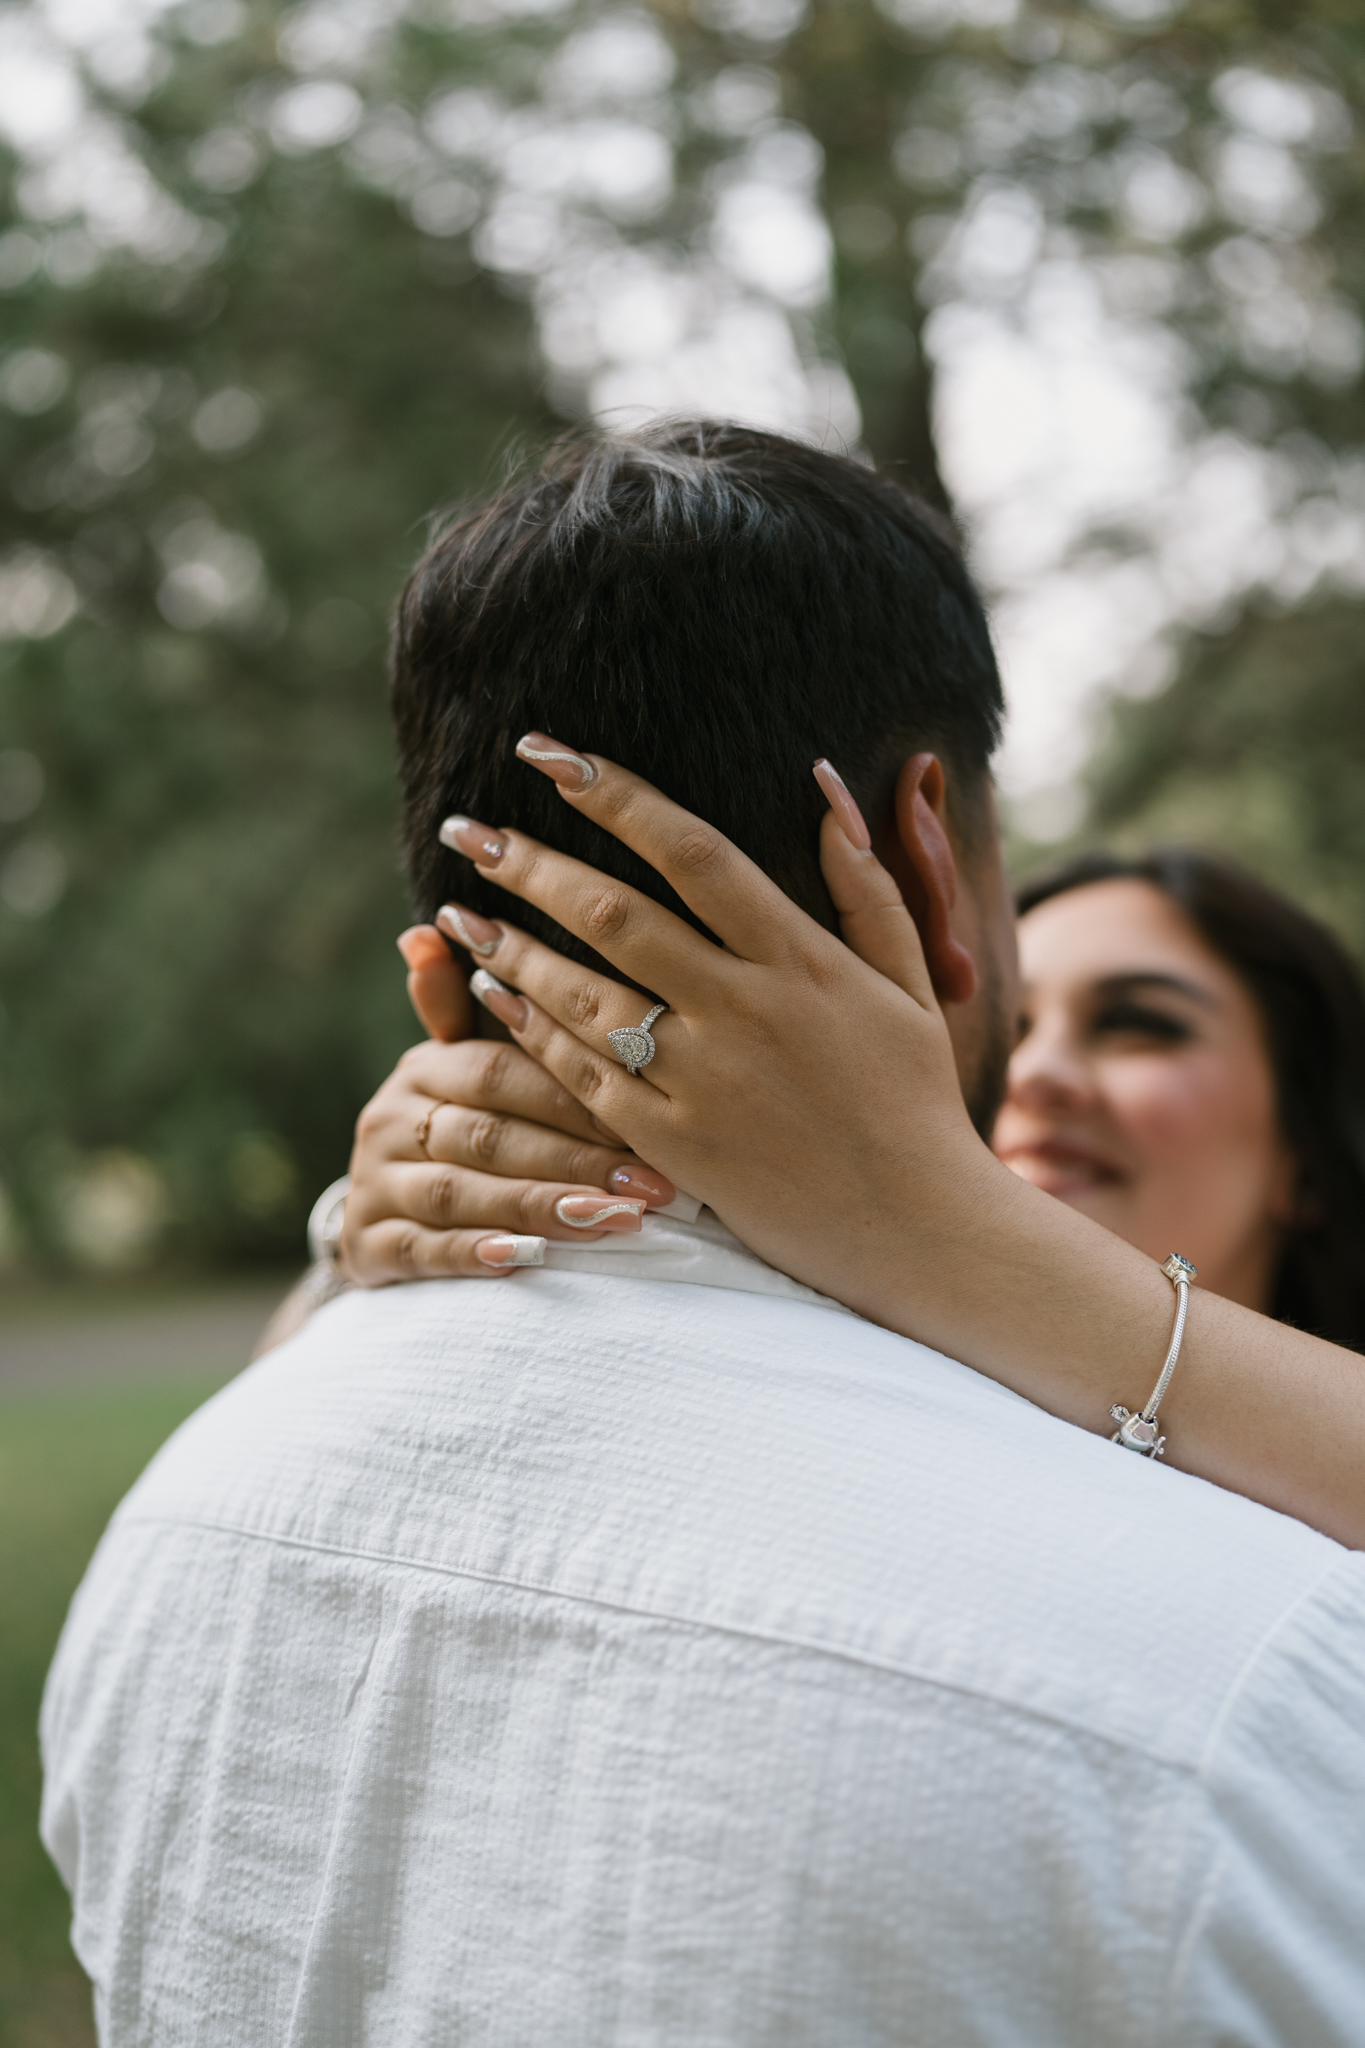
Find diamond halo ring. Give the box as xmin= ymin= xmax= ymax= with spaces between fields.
xmin=607 ymin=1002 xmax=668 ymax=1076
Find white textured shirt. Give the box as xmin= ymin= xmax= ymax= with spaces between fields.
xmin=41 ymin=1206 xmax=1365 ymax=2046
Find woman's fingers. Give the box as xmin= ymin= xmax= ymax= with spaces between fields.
xmin=397 ymin=926 xmax=473 ymax=1043
xmin=342 ymin=1030 xmax=681 ymax=1287
xmin=440 ymin=819 xmax=726 ymax=1004
xmin=817 ymin=810 xmax=938 ymax=1013
xmin=343 ymin=1161 xmax=664 ymax=1285
xmin=389 ymin=1038 xmax=612 ymax=1151
xmin=471 ymin=983 xmax=672 ymax=1155
xmin=418 ymin=1097 xmax=672 ymax=1205
xmin=512 ymin=734 xmax=798 ymax=964
xmin=345 ymin=1220 xmax=548 ymax=1285
xmin=438 ymin=905 xmax=692 ymax=1094
xmin=364 ymin=1160 xmax=647 ymax=1238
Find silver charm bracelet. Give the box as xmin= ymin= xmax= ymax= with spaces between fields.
xmin=298 ymin=1174 xmax=352 ymax=1313
xmin=1110 ymin=1253 xmax=1198 ymax=1459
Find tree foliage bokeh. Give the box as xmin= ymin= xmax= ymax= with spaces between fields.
xmin=0 ymin=4 xmax=562 ymax=1268
xmin=2 ymin=0 xmax=1364 ymax=1270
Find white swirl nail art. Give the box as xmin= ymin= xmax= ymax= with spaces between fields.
xmin=554 ymin=1198 xmax=645 ymax=1229
xmin=437 ymin=904 xmax=498 ymax=957
xmin=515 ymin=741 xmax=599 ymax=789
xmin=470 ymin=968 xmax=509 ymax=1009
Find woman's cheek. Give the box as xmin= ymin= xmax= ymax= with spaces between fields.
xmin=1103 ymin=1056 xmax=1241 ymax=1182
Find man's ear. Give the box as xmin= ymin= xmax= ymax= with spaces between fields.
xmin=884 ymin=754 xmax=978 ymax=1005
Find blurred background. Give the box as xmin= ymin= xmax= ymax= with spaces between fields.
xmin=3 ymin=0 xmax=1365 ymax=1279
xmin=1 ymin=0 xmax=1364 ymax=2036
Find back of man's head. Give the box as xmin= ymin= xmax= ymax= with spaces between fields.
xmin=392 ymin=420 xmax=1003 ymax=975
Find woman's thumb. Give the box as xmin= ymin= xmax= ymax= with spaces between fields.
xmin=397 ymin=926 xmax=474 ymax=1042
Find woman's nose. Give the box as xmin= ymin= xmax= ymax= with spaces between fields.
xmin=1007 ymin=1019 xmax=1096 ymax=1112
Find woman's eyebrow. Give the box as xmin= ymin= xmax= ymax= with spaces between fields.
xmin=1095 ymin=970 xmax=1219 ymax=1009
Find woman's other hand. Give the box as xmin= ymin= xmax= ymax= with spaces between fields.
xmin=341 ymin=1037 xmax=675 ymax=1284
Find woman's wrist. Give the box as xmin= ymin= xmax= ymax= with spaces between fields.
xmin=847 ymin=1139 xmax=1173 ymax=1434
xmin=847 ymin=1144 xmax=1365 ymax=1545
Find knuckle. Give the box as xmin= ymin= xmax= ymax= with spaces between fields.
xmin=466 ymin=1111 xmax=508 ymax=1169
xmin=353 ymin=1097 xmax=389 ymax=1147
xmin=548 ymin=1079 xmax=582 ymax=1122
xmin=566 ymin=1143 xmax=611 ymax=1183
xmin=472 ymin=1041 xmax=514 ymax=1099
xmin=564 ymin=979 xmax=604 ymax=1032
xmin=670 ymin=823 xmax=725 ymax=879
xmin=798 ymin=948 xmax=842 ymax=1000
xmin=569 ymin=1050 xmax=612 ymax=1109
xmin=591 ymin=777 xmax=634 ymax=831
xmin=394 ymin=1046 xmax=437 ymax=1088
xmin=581 ymin=887 xmax=632 ymax=946
xmin=427 ymin=1170 xmax=460 ymax=1226
xmin=393 ymin=1226 xmax=424 ymax=1278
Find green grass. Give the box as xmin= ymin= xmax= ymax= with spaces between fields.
xmin=0 ymin=1381 xmax=223 ymax=2048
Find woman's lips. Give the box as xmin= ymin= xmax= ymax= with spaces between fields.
xmin=996 ymin=1138 xmax=1125 ymax=1196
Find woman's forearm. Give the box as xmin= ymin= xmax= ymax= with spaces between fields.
xmin=850 ymin=1149 xmax=1365 ymax=1549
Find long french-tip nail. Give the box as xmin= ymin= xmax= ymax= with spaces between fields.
xmin=476 ymin=1234 xmax=546 ymax=1268
xmin=470 ymin=968 xmax=528 ymax=1030
xmin=515 ymin=732 xmax=599 ymax=793
xmin=608 ymin=1165 xmax=676 ymax=1207
xmin=813 ymin=759 xmax=872 ymax=852
xmin=436 ymin=902 xmax=501 ymax=957
xmin=439 ymin=815 xmax=506 ymax=865
xmin=554 ymin=1196 xmax=646 ymax=1231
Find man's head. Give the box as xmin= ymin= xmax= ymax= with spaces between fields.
xmin=392 ymin=419 xmax=1016 ymax=1129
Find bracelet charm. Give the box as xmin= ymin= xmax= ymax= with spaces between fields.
xmin=1110 ymin=1253 xmax=1198 ymax=1460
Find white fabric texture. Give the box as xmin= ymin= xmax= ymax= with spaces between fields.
xmin=41 ymin=1206 xmax=1365 ymax=2047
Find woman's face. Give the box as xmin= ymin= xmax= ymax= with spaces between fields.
xmin=993 ymin=878 xmax=1298 ymax=1311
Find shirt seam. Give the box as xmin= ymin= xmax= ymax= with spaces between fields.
xmin=1161 ymin=1558 xmax=1353 ymax=2037
xmin=121 ymin=1506 xmax=1204 ymax=1772
xmin=1158 ymin=1816 xmax=1228 ymax=2040
xmin=1194 ymin=1553 xmax=1349 ymax=1782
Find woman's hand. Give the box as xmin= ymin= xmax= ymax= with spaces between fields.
xmin=341 ymin=1037 xmax=675 ymax=1283
xmin=428 ymin=743 xmax=993 ymax=1338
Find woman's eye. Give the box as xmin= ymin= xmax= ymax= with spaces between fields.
xmin=1094 ymin=1003 xmax=1194 ymax=1045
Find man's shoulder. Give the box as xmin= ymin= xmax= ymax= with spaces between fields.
xmin=120 ymin=1266 xmax=1346 ymax=1772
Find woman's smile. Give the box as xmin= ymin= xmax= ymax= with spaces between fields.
xmin=994 ymin=1132 xmax=1126 ymax=1198
xmin=993 ymin=876 xmax=1298 ymax=1310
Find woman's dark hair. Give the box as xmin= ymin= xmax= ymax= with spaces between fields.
xmin=392 ymin=419 xmax=1002 ymax=979
xmin=1017 ymin=849 xmax=1365 ymax=1354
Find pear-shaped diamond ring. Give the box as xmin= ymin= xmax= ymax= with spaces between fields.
xmin=607 ymin=1002 xmax=668 ymax=1076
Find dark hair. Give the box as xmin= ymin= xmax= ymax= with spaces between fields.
xmin=391 ymin=420 xmax=1003 ymax=984
xmin=1017 ymin=849 xmax=1365 ymax=1354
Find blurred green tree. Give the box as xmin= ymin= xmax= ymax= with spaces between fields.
xmin=0 ymin=10 xmax=556 ymax=1267
xmin=762 ymin=0 xmax=1365 ymax=941
xmin=1076 ymin=595 xmax=1365 ymax=953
